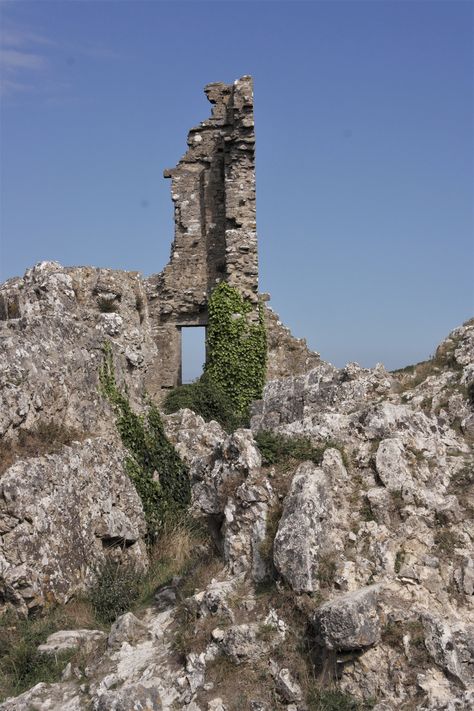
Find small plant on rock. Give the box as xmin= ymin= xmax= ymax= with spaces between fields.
xmin=89 ymin=559 xmax=141 ymax=624
xmin=255 ymin=431 xmax=325 ymax=468
xmin=97 ymin=296 xmax=119 ymax=313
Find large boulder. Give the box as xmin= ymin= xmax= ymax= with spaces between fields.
xmin=273 ymin=461 xmax=332 ymax=592
xmin=313 ymin=585 xmax=382 ymax=651
xmin=0 ymin=436 xmax=147 ymax=615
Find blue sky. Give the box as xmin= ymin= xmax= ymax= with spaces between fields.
xmin=1 ymin=0 xmax=473 ymax=374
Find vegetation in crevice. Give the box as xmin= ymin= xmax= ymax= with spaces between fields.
xmin=0 ymin=602 xmax=100 ymax=701
xmin=255 ymin=430 xmax=349 ymax=471
xmin=163 ymin=372 xmax=240 ymax=432
xmin=99 ymin=341 xmax=191 ymax=540
xmin=0 ymin=421 xmax=84 ymax=476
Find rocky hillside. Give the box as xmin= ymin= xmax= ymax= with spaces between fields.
xmin=0 ymin=262 xmax=473 ymax=710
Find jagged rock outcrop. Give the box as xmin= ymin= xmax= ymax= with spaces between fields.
xmin=248 ymin=320 xmax=474 ymax=709
xmin=0 ymin=260 xmax=157 ymax=440
xmin=0 ymin=261 xmax=156 ymax=614
xmin=0 ymin=436 xmax=147 ymax=616
xmin=1 ymin=322 xmax=473 ymax=710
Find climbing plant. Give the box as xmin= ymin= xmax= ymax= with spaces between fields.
xmin=205 ymin=282 xmax=267 ymax=418
xmin=99 ymin=342 xmax=190 ymax=540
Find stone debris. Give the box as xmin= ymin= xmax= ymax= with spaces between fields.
xmin=38 ymin=629 xmax=106 ymax=655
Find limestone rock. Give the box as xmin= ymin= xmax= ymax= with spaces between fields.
xmin=0 ymin=261 xmax=157 ymax=441
xmin=0 ymin=682 xmax=85 ymax=710
xmin=108 ymin=613 xmax=148 ymax=648
xmin=38 ymin=629 xmax=106 ymax=655
xmin=0 ymin=437 xmax=147 ymax=615
xmin=165 ymin=411 xmax=261 ymax=517
xmin=274 ymin=668 xmax=303 ymax=703
xmin=223 ymin=475 xmax=277 ymax=581
xmin=93 ymin=684 xmax=163 ymax=710
xmin=273 ymin=462 xmax=332 ymax=592
xmin=313 ymin=585 xmax=382 ymax=651
xmin=375 ymin=438 xmax=413 ymax=493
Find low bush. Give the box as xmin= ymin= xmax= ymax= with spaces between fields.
xmin=89 ymin=559 xmax=141 ymax=624
xmin=163 ymin=373 xmax=242 ymax=431
xmin=255 ymin=431 xmax=325 ymax=467
xmin=307 ymin=687 xmax=371 ymax=710
xmin=97 ymin=297 xmax=119 ymax=313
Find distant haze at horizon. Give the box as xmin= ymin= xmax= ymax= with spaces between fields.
xmin=1 ymin=1 xmax=472 ymax=372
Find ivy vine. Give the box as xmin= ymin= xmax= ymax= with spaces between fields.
xmin=99 ymin=342 xmax=190 ymax=541
xmin=205 ymin=282 xmax=267 ymax=418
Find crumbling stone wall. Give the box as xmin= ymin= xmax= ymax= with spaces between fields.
xmin=143 ymin=75 xmax=319 ymax=397
xmin=145 ymin=76 xmax=258 ymax=395
xmin=262 ymin=298 xmax=321 ymax=381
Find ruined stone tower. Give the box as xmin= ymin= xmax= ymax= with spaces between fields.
xmin=146 ymin=76 xmax=259 ymax=394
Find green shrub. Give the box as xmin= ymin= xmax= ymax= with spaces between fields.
xmin=307 ymin=687 xmax=372 ymax=710
xmin=97 ymin=296 xmax=119 ymax=313
xmin=163 ymin=373 xmax=242 ymax=431
xmin=0 ymin=613 xmax=74 ymax=700
xmin=205 ymin=282 xmax=266 ymax=418
xmin=255 ymin=431 xmax=324 ymax=467
xmin=99 ymin=343 xmax=191 ymax=539
xmin=89 ymin=559 xmax=141 ymax=623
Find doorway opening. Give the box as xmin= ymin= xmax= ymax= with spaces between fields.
xmin=181 ymin=326 xmax=206 ymax=384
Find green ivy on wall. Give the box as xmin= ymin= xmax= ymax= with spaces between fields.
xmin=205 ymin=282 xmax=267 ymax=418
xmin=99 ymin=342 xmax=190 ymax=540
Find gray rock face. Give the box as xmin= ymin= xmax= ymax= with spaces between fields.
xmin=164 ymin=409 xmax=261 ymax=518
xmin=94 ymin=684 xmax=163 ymax=711
xmin=375 ymin=438 xmax=413 ymax=493
xmin=313 ymin=585 xmax=382 ymax=651
xmin=37 ymin=629 xmax=106 ymax=655
xmin=423 ymin=615 xmax=474 ymax=687
xmin=273 ymin=462 xmax=332 ymax=592
xmin=0 ymin=261 xmax=157 ymax=441
xmin=0 ymin=436 xmax=147 ymax=615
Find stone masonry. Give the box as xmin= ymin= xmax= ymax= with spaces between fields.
xmin=144 ymin=75 xmax=319 ymax=396
xmin=145 ymin=76 xmax=259 ymax=394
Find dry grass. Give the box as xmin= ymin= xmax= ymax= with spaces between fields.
xmin=197 ymin=656 xmax=274 ymax=710
xmin=383 ymin=619 xmax=428 ymax=669
xmin=135 ymin=518 xmax=221 ymax=608
xmin=0 ymin=421 xmax=85 ymax=476
xmin=0 ymin=598 xmax=102 ymax=701
xmin=317 ymin=551 xmax=338 ymax=589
